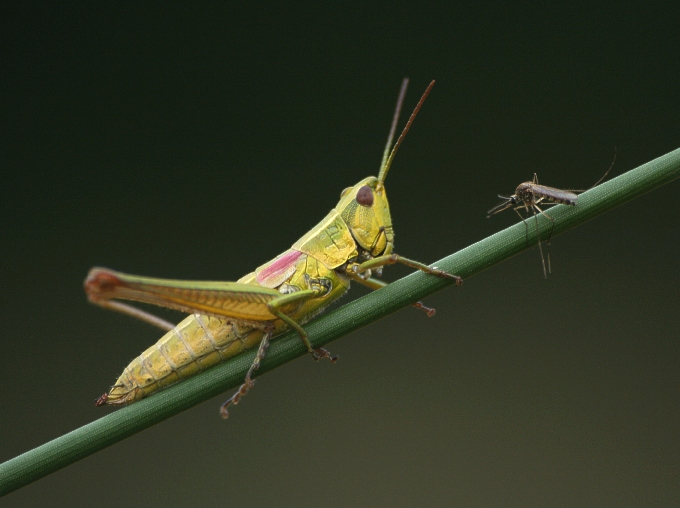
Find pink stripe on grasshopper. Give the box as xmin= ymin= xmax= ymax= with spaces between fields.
xmin=255 ymin=249 xmax=304 ymax=288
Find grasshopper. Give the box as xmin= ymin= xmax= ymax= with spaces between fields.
xmin=86 ymin=79 xmax=462 ymax=418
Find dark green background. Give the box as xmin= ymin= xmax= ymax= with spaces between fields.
xmin=2 ymin=4 xmax=679 ymax=507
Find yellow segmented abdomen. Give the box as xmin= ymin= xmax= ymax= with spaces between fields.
xmin=105 ymin=313 xmax=264 ymax=405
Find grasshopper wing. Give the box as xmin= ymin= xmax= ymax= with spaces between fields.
xmin=85 ymin=268 xmax=291 ymax=322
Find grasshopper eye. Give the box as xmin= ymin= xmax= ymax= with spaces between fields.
xmin=340 ymin=187 xmax=352 ymax=198
xmin=356 ymin=185 xmax=374 ymax=207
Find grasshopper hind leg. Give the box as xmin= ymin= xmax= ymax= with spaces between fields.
xmin=220 ymin=330 xmax=273 ymax=419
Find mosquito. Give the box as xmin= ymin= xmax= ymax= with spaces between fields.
xmin=487 ymin=153 xmax=615 ymax=277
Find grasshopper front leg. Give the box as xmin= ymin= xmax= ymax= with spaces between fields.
xmin=355 ymin=255 xmax=463 ymax=285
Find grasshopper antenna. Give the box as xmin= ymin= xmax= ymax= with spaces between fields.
xmin=379 ymin=78 xmax=409 ymax=175
xmin=378 ymin=79 xmax=435 ymax=185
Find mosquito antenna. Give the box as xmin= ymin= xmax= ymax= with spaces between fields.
xmin=379 ymin=78 xmax=409 ymax=175
xmin=589 ymin=146 xmax=617 ymax=189
xmin=378 ymin=80 xmax=435 ymax=184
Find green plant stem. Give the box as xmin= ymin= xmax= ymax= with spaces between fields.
xmin=2 ymin=147 xmax=679 ymax=496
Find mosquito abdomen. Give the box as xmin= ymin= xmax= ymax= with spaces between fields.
xmin=517 ymin=183 xmax=578 ymax=206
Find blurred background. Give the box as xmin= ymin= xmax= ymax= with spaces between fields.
xmin=1 ymin=4 xmax=679 ymax=507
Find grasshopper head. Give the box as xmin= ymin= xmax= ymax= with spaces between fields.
xmin=333 ymin=79 xmax=435 ymax=259
xmin=337 ymin=176 xmax=394 ymax=257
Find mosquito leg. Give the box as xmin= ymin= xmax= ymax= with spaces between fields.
xmin=534 ymin=205 xmax=556 ymax=243
xmin=590 ymin=148 xmax=616 ymax=188
xmin=513 ymin=207 xmax=531 ymax=249
xmin=546 ymin=218 xmax=555 ymax=275
xmin=533 ymin=211 xmax=547 ymax=278
xmin=220 ymin=331 xmax=272 ymax=419
xmin=534 ymin=204 xmax=557 ymax=276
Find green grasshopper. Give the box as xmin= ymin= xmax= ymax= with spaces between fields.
xmin=85 ymin=79 xmax=462 ymax=418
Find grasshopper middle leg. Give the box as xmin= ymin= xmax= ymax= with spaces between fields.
xmin=347 ymin=271 xmax=437 ymax=317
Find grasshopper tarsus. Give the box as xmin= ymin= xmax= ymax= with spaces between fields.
xmin=413 ymin=301 xmax=437 ymax=317
xmin=220 ymin=379 xmax=255 ymax=419
xmin=431 ymin=266 xmax=463 ymax=285
xmin=219 ymin=330 xmax=273 ymax=418
xmin=312 ymin=348 xmax=338 ymax=363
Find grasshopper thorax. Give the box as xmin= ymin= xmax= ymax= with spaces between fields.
xmin=337 ymin=176 xmax=394 ymax=258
